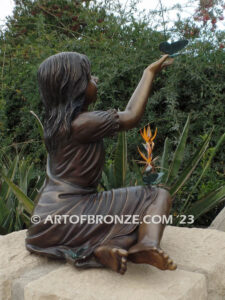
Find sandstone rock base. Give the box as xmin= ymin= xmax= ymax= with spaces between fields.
xmin=210 ymin=206 xmax=225 ymax=232
xmin=1 ymin=226 xmax=225 ymax=300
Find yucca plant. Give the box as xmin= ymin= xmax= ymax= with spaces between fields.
xmin=146 ymin=116 xmax=225 ymax=225
xmin=99 ymin=129 xmax=144 ymax=191
xmin=0 ymin=151 xmax=45 ymax=233
xmin=100 ymin=131 xmax=128 ymax=190
xmin=0 ymin=111 xmax=45 ymax=234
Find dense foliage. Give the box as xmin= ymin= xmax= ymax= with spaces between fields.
xmin=0 ymin=0 xmax=224 ymax=232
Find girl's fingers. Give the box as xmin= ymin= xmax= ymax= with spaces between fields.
xmin=146 ymin=55 xmax=172 ymax=73
xmin=159 ymin=54 xmax=169 ymax=64
xmin=164 ymin=57 xmax=174 ymax=65
xmin=162 ymin=57 xmax=174 ymax=68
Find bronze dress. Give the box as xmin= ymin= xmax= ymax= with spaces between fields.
xmin=26 ymin=109 xmax=158 ymax=266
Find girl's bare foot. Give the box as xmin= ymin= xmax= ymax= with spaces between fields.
xmin=94 ymin=245 xmax=128 ymax=275
xmin=128 ymin=242 xmax=177 ymax=271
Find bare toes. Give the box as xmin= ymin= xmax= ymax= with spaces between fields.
xmin=128 ymin=243 xmax=176 ymax=271
xmin=121 ymin=256 xmax=127 ymax=264
xmin=167 ymin=261 xmax=177 ymax=270
xmin=119 ymin=257 xmax=127 ymax=275
xmin=163 ymin=253 xmax=169 ymax=259
xmin=114 ymin=248 xmax=128 ymax=257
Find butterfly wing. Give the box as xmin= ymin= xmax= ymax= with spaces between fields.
xmin=159 ymin=41 xmax=172 ymax=54
xmin=171 ymin=40 xmax=188 ymax=54
xmin=159 ymin=40 xmax=188 ymax=55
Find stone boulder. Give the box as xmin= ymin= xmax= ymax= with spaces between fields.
xmin=1 ymin=226 xmax=225 ymax=300
xmin=210 ymin=206 xmax=225 ymax=232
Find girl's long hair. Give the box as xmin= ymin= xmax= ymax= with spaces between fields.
xmin=37 ymin=52 xmax=91 ymax=152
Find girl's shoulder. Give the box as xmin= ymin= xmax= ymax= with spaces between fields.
xmin=72 ymin=109 xmax=117 ymax=126
xmin=71 ymin=109 xmax=120 ymax=143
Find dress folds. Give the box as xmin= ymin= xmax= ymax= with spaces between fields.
xmin=26 ymin=109 xmax=158 ymax=265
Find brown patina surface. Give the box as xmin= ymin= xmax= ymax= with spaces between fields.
xmin=26 ymin=109 xmax=158 ymax=264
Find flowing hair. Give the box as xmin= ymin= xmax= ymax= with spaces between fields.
xmin=37 ymin=52 xmax=91 ymax=152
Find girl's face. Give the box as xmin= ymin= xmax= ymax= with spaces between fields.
xmin=84 ymin=75 xmax=98 ymax=107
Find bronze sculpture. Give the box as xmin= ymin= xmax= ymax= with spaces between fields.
xmin=26 ymin=52 xmax=176 ymax=275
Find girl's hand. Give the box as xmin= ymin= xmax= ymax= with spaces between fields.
xmin=145 ymin=55 xmax=174 ymax=75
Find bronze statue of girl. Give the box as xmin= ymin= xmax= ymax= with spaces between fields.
xmin=26 ymin=52 xmax=176 ymax=275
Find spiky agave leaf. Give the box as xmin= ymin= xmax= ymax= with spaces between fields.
xmin=165 ymin=115 xmax=190 ymax=186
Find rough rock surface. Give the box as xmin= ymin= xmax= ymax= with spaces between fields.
xmin=210 ymin=206 xmax=225 ymax=232
xmin=1 ymin=226 xmax=225 ymax=300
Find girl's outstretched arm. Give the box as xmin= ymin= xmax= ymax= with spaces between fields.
xmin=118 ymin=55 xmax=173 ymax=130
